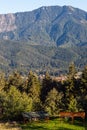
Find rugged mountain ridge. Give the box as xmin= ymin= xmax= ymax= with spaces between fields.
xmin=0 ymin=5 xmax=87 ymax=46
xmin=0 ymin=6 xmax=87 ymax=74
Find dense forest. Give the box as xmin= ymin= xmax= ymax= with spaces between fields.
xmin=0 ymin=63 xmax=87 ymax=120
xmin=0 ymin=40 xmax=87 ymax=75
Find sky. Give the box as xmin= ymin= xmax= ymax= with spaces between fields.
xmin=0 ymin=0 xmax=87 ymax=14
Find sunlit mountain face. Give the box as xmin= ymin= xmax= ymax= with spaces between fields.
xmin=0 ymin=6 xmax=87 ymax=74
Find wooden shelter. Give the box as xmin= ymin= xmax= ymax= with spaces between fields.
xmin=22 ymin=111 xmax=49 ymax=122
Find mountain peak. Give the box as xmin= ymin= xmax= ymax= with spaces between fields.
xmin=0 ymin=5 xmax=86 ymax=46
xmin=0 ymin=6 xmax=86 ymax=73
xmin=63 ymin=5 xmax=75 ymax=12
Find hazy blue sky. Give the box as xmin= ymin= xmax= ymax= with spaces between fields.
xmin=0 ymin=0 xmax=87 ymax=14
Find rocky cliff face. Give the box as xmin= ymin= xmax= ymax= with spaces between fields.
xmin=0 ymin=14 xmax=16 ymax=32
xmin=0 ymin=13 xmax=17 ymax=40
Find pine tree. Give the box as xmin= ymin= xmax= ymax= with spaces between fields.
xmin=44 ymin=88 xmax=63 ymax=115
xmin=25 ymin=71 xmax=41 ymax=111
xmin=65 ymin=63 xmax=77 ymax=110
xmin=41 ymin=71 xmax=53 ymax=103
xmin=68 ymin=62 xmax=76 ymax=79
xmin=80 ymin=65 xmax=87 ymax=94
xmin=68 ymin=95 xmax=78 ymax=112
xmin=80 ymin=65 xmax=87 ymax=111
xmin=0 ymin=72 xmax=6 ymax=91
xmin=6 ymin=71 xmax=24 ymax=91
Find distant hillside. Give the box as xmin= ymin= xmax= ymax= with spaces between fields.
xmin=0 ymin=6 xmax=87 ymax=74
xmin=0 ymin=40 xmax=86 ymax=74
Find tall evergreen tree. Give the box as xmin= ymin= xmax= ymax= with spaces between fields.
xmin=67 ymin=95 xmax=81 ymax=112
xmin=0 ymin=72 xmax=6 ymax=91
xmin=68 ymin=62 xmax=76 ymax=79
xmin=44 ymin=88 xmax=63 ymax=115
xmin=25 ymin=71 xmax=41 ymax=111
xmin=66 ymin=63 xmax=76 ymax=98
xmin=80 ymin=65 xmax=87 ymax=111
xmin=65 ymin=63 xmax=77 ymax=111
xmin=41 ymin=71 xmax=53 ymax=103
xmin=6 ymin=71 xmax=24 ymax=91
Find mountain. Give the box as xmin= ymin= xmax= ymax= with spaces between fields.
xmin=0 ymin=6 xmax=87 ymax=74
xmin=0 ymin=5 xmax=87 ymax=46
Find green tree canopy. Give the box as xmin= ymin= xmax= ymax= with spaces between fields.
xmin=41 ymin=71 xmax=53 ymax=103
xmin=67 ymin=95 xmax=81 ymax=112
xmin=68 ymin=62 xmax=76 ymax=79
xmin=25 ymin=71 xmax=41 ymax=111
xmin=2 ymin=86 xmax=32 ymax=119
xmin=80 ymin=65 xmax=87 ymax=111
xmin=44 ymin=88 xmax=63 ymax=115
xmin=6 ymin=71 xmax=24 ymax=91
xmin=0 ymin=72 xmax=6 ymax=91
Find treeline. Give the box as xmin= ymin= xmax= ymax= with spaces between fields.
xmin=0 ymin=63 xmax=87 ymax=120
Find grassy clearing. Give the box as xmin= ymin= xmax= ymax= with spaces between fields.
xmin=0 ymin=118 xmax=86 ymax=130
xmin=21 ymin=118 xmax=87 ymax=130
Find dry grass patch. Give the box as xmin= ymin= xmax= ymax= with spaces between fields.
xmin=0 ymin=122 xmax=22 ymax=130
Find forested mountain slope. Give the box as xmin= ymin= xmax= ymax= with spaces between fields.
xmin=0 ymin=6 xmax=87 ymax=74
